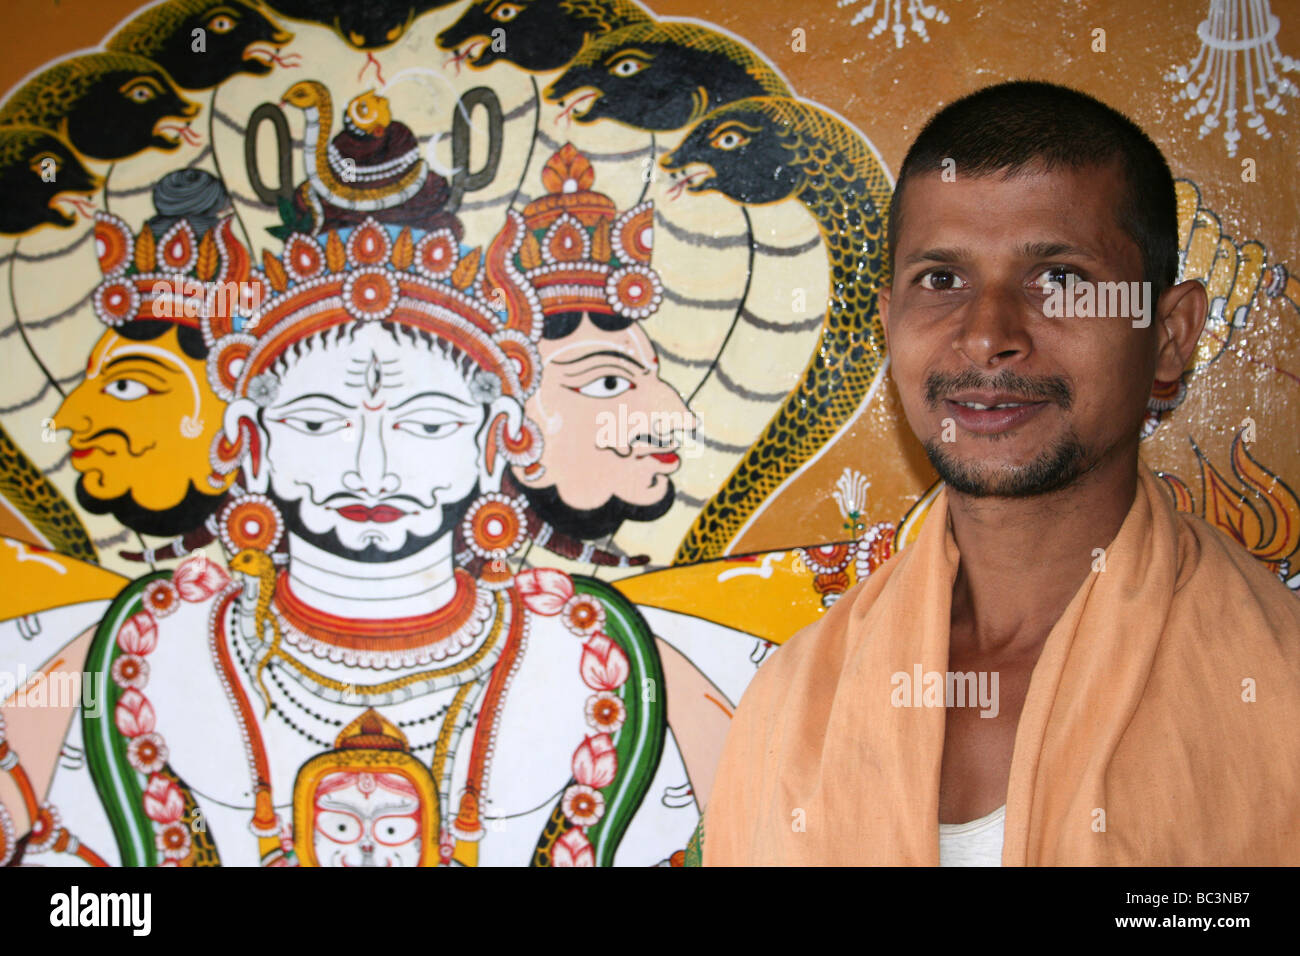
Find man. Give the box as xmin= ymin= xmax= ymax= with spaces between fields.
xmin=700 ymin=81 xmax=1300 ymax=865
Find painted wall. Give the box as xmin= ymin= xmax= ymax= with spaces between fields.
xmin=0 ymin=0 xmax=1295 ymax=867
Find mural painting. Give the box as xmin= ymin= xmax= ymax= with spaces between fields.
xmin=0 ymin=0 xmax=1296 ymax=867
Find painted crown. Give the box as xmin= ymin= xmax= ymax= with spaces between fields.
xmin=205 ymin=214 xmax=546 ymax=479
xmin=515 ymin=143 xmax=662 ymax=321
xmin=90 ymin=212 xmax=257 ymax=337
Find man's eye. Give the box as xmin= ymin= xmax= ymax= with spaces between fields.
xmin=102 ymin=379 xmax=152 ymax=401
xmin=392 ymin=419 xmax=466 ymax=438
xmin=1032 ymin=267 xmax=1080 ymax=292
xmin=919 ymin=270 xmax=967 ymax=291
xmin=573 ymin=375 xmax=634 ymax=398
xmin=277 ymin=415 xmax=349 ymax=435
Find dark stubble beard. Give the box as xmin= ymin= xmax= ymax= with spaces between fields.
xmin=924 ymin=432 xmax=1090 ymax=498
xmin=921 ymin=369 xmax=1091 ymax=498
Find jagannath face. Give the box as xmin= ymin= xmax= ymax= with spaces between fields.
xmin=311 ymin=771 xmax=424 ymax=867
xmin=256 ymin=322 xmax=493 ymax=555
xmin=55 ymin=326 xmax=234 ymax=509
xmin=519 ymin=312 xmax=696 ymax=511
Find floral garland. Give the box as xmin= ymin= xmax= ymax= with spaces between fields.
xmin=516 ymin=569 xmax=631 ymax=868
xmin=110 ymin=555 xmax=231 ymax=865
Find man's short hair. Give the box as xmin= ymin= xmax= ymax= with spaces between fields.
xmin=887 ymin=80 xmax=1179 ymax=298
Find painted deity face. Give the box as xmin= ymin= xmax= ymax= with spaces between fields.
xmin=258 ymin=323 xmax=488 ymax=556
xmin=518 ymin=313 xmax=697 ymax=512
xmin=55 ymin=326 xmax=234 ymax=510
xmin=311 ymin=771 xmax=423 ymax=867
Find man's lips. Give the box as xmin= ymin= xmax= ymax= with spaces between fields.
xmin=70 ymin=447 xmax=101 ymax=459
xmin=942 ymin=396 xmax=1049 ymax=435
xmin=649 ymin=451 xmax=679 ymax=465
xmin=336 ymin=504 xmax=408 ymax=523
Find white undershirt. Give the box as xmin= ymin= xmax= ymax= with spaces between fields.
xmin=938 ymin=804 xmax=1006 ymax=866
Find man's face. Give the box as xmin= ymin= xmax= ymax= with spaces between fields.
xmin=261 ymin=323 xmax=486 ymax=555
xmin=520 ymin=313 xmax=697 ymax=511
xmin=56 ymin=327 xmax=234 ymax=509
xmin=882 ymin=162 xmax=1158 ymax=497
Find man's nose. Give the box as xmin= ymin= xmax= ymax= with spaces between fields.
xmin=952 ymin=281 xmax=1034 ymax=369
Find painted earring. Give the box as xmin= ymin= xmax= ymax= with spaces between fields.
xmin=462 ymin=493 xmax=528 ymax=589
xmin=496 ymin=415 xmax=543 ymax=467
xmin=217 ymin=493 xmax=284 ymax=554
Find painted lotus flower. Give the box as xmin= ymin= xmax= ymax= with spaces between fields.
xmin=551 ymin=827 xmax=595 ymax=867
xmin=572 ymin=733 xmax=618 ymax=789
xmin=114 ymin=688 xmax=156 ymax=738
xmin=142 ymin=774 xmax=184 ymax=824
xmin=173 ymin=553 xmax=230 ymax=602
xmin=516 ymin=567 xmax=573 ymax=616
xmin=116 ymin=612 xmax=158 ymax=656
xmin=579 ymin=634 xmax=629 ymax=691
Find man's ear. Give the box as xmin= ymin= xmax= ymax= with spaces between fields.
xmin=1154 ymin=278 xmax=1209 ymax=381
xmin=477 ymin=396 xmax=524 ymax=493
xmin=224 ymin=397 xmax=270 ymax=492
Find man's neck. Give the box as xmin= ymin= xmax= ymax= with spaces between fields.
xmin=946 ymin=454 xmax=1140 ymax=657
xmin=283 ymin=533 xmax=462 ymax=620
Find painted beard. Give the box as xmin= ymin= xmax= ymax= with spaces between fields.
xmin=75 ymin=476 xmax=227 ymax=537
xmin=272 ymin=485 xmax=479 ymax=563
xmin=518 ymin=480 xmax=675 ymax=541
xmin=923 ymin=432 xmax=1091 ymax=498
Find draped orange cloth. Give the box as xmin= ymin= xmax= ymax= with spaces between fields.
xmin=703 ymin=464 xmax=1300 ymax=865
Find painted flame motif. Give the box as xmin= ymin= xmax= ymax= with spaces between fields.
xmin=1160 ymin=432 xmax=1300 ymax=573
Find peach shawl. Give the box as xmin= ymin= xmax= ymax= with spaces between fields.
xmin=703 ymin=464 xmax=1300 ymax=865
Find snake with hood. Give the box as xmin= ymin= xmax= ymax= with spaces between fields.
xmin=543 ymin=23 xmax=890 ymax=562
xmin=0 ymin=52 xmax=199 ymax=162
xmin=661 ymin=96 xmax=892 ymax=563
xmin=0 ymin=126 xmax=101 ymax=235
xmin=436 ymin=0 xmax=653 ymax=73
xmin=105 ymin=0 xmax=295 ymax=91
xmin=545 ymin=19 xmax=791 ymax=129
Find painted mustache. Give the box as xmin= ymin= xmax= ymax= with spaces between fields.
xmin=77 ymin=427 xmax=154 ymax=457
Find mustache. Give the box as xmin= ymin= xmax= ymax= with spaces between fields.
xmin=924 ymin=369 xmax=1073 ymax=410
xmin=317 ymin=491 xmax=441 ymax=508
xmin=83 ymin=427 xmax=154 ymax=457
xmin=606 ymin=433 xmax=679 ymax=459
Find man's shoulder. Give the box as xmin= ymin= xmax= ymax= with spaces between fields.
xmin=1171 ymin=506 xmax=1300 ymax=633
